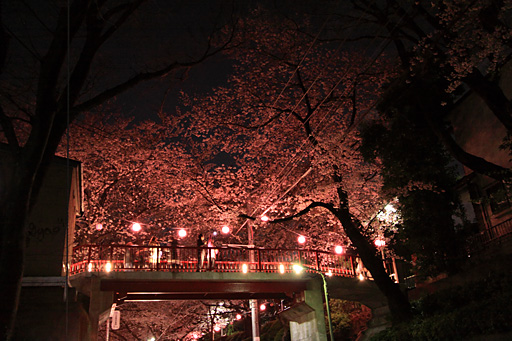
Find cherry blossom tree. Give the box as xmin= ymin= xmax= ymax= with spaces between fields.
xmin=0 ymin=0 xmax=235 ymax=338
xmin=180 ymin=11 xmax=412 ymax=322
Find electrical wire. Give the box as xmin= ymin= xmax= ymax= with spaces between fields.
xmin=64 ymin=0 xmax=70 ymax=338
xmin=238 ymin=2 xmax=413 ymax=238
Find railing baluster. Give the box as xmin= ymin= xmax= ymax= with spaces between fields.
xmin=257 ymin=249 xmax=261 ymax=272
xmin=70 ymin=244 xmax=362 ymax=279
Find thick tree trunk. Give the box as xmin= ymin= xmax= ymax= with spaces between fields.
xmin=464 ymin=69 xmax=512 ymax=133
xmin=0 ymin=163 xmax=34 ymax=340
xmin=335 ymin=204 xmax=411 ymax=323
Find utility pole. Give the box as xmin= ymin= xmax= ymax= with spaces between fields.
xmin=247 ymin=219 xmax=260 ymax=341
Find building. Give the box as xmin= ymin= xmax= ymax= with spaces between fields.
xmin=0 ymin=145 xmax=86 ymax=340
xmin=449 ymin=61 xmax=512 ymax=257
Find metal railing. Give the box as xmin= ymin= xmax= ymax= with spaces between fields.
xmin=467 ymin=217 xmax=512 ymax=251
xmin=70 ymin=244 xmax=363 ymax=278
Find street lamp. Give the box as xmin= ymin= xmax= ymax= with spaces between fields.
xmin=293 ymin=264 xmax=334 ymax=341
xmin=131 ymin=222 xmax=142 ymax=232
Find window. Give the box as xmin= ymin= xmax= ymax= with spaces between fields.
xmin=486 ymin=182 xmax=511 ymax=214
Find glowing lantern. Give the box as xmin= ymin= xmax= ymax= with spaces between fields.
xmin=260 ymin=303 xmax=266 ymax=311
xmin=95 ymin=223 xmax=103 ymax=231
xmin=242 ymin=264 xmax=248 ymax=274
xmin=131 ymin=222 xmax=142 ymax=232
xmin=236 ymin=314 xmax=242 ymax=320
xmin=87 ymin=263 xmax=93 ymax=272
xmin=326 ymin=270 xmax=333 ymax=277
xmin=374 ymin=239 xmax=386 ymax=247
xmin=334 ymin=245 xmax=344 ymax=254
xmin=358 ymin=273 xmax=365 ymax=281
xmin=105 ymin=262 xmax=112 ymax=272
xmin=221 ymin=225 xmax=230 ymax=234
xmin=178 ymin=229 xmax=187 ymax=238
xmin=279 ymin=264 xmax=285 ymax=274
xmin=297 ymin=235 xmax=306 ymax=244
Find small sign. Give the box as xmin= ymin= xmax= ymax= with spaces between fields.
xmin=111 ymin=310 xmax=120 ymax=330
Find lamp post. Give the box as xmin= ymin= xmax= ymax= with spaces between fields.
xmin=247 ymin=219 xmax=260 ymax=341
xmin=293 ymin=264 xmax=334 ymax=341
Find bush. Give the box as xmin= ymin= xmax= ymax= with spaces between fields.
xmin=371 ymin=271 xmax=512 ymax=341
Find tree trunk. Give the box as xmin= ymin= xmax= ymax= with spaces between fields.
xmin=334 ymin=186 xmax=411 ymax=323
xmin=0 ymin=162 xmax=34 ymax=340
xmin=464 ymin=69 xmax=512 ymax=133
xmin=337 ymin=208 xmax=411 ymax=323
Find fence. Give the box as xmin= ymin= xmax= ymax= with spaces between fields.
xmin=70 ymin=244 xmax=361 ymax=278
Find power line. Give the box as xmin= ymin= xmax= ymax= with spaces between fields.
xmin=244 ymin=3 xmax=413 ymax=234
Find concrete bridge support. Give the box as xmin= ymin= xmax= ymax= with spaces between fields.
xmin=70 ymin=275 xmax=115 ymax=341
xmin=284 ymin=278 xmax=328 ymax=341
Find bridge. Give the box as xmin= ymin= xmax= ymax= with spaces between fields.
xmin=71 ymin=244 xmax=366 ymax=277
xmin=69 ymin=244 xmax=389 ymax=341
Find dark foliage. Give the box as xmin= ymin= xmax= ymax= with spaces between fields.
xmin=370 ymin=270 xmax=512 ymax=341
xmin=360 ymin=78 xmax=469 ymax=276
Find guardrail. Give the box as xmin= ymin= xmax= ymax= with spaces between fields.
xmin=467 ymin=217 xmax=512 ymax=252
xmin=70 ymin=244 xmax=365 ymax=278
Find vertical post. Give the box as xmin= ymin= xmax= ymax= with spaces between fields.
xmin=320 ymin=272 xmax=333 ymax=341
xmin=315 ymin=251 xmax=320 ymax=271
xmin=247 ymin=219 xmax=260 ymax=341
xmin=257 ymin=249 xmax=261 ymax=272
xmin=87 ymin=245 xmax=92 ymax=269
xmin=156 ymin=246 xmax=160 ymax=271
xmin=110 ymin=246 xmax=114 ymax=270
xmin=106 ymin=316 xmax=110 ymax=341
xmin=250 ymin=299 xmax=260 ymax=341
xmin=392 ymin=257 xmax=399 ymax=283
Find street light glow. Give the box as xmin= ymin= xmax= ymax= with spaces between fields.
xmin=260 ymin=215 xmax=269 ymax=222
xmin=178 ymin=229 xmax=187 ymax=238
xmin=259 ymin=303 xmax=266 ymax=311
xmin=292 ymin=264 xmax=303 ymax=274
xmin=297 ymin=235 xmax=306 ymax=244
xmin=334 ymin=245 xmax=344 ymax=254
xmin=236 ymin=314 xmax=242 ymax=320
xmin=95 ymin=223 xmax=103 ymax=231
xmin=131 ymin=222 xmax=142 ymax=232
xmin=221 ymin=225 xmax=230 ymax=234
xmin=374 ymin=239 xmax=386 ymax=247
xmin=105 ymin=262 xmax=112 ymax=272
xmin=242 ymin=263 xmax=248 ymax=273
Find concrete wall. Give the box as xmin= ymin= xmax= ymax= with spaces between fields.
xmin=13 ymin=287 xmax=90 ymax=341
xmin=24 ymin=158 xmax=81 ymax=276
xmin=289 ymin=278 xmax=327 ymax=341
xmin=0 ymin=149 xmax=84 ymax=340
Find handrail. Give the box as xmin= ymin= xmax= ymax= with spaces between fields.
xmin=467 ymin=217 xmax=512 ymax=252
xmin=70 ymin=244 xmax=366 ymax=278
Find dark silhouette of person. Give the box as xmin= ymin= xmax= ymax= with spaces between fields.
xmin=197 ymin=234 xmax=205 ymax=271
xmin=169 ymin=236 xmax=178 ymax=268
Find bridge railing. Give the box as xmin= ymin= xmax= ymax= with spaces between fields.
xmin=70 ymin=244 xmax=361 ymax=278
